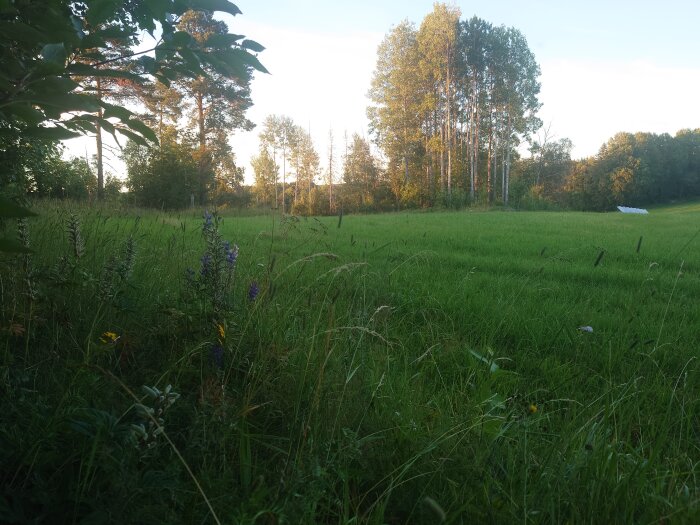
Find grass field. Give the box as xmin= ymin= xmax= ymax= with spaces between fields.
xmin=1 ymin=202 xmax=699 ymax=524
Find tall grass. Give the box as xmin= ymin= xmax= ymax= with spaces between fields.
xmin=1 ymin=201 xmax=698 ymax=523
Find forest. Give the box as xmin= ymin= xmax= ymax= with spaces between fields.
xmin=2 ymin=3 xmax=700 ymax=214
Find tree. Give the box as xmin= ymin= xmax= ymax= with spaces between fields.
xmin=327 ymin=128 xmax=336 ymax=211
xmin=291 ymin=128 xmax=320 ymax=205
xmin=343 ymin=133 xmax=379 ymax=210
xmin=418 ymin=3 xmax=461 ymax=197
xmin=367 ymin=11 xmax=541 ymax=208
xmin=251 ymin=147 xmax=279 ymax=207
xmin=458 ymin=16 xmax=491 ymax=201
xmin=259 ymin=115 xmax=296 ymax=212
xmin=176 ymin=10 xmax=257 ymax=205
xmin=125 ymin=131 xmax=199 ymax=209
xmin=133 ymin=81 xmax=184 ymax=143
xmin=0 ymin=0 xmax=267 ymax=202
xmin=368 ymin=20 xmax=424 ymax=200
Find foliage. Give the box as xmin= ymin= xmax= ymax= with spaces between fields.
xmin=125 ymin=133 xmax=200 ymax=209
xmin=2 ymin=202 xmax=699 ymax=522
xmin=0 ymin=0 xmax=265 ymax=144
xmin=367 ymin=6 xmax=541 ymax=207
xmin=512 ymin=129 xmax=700 ymax=211
xmin=175 ymin=9 xmax=256 ymax=204
xmin=250 ymin=145 xmax=278 ymax=208
xmin=341 ymin=133 xmax=382 ymax=212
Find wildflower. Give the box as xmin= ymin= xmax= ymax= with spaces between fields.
xmin=200 ymin=253 xmax=212 ymax=277
xmin=225 ymin=242 xmax=239 ymax=268
xmin=211 ymin=344 xmax=224 ymax=370
xmin=248 ymin=281 xmax=259 ymax=302
xmin=578 ymin=325 xmax=594 ymax=333
xmin=185 ymin=267 xmax=195 ymax=282
xmin=203 ymin=211 xmax=214 ymax=232
xmin=217 ymin=323 xmax=225 ymax=340
xmin=528 ymin=404 xmax=538 ymax=414
xmin=100 ymin=331 xmax=120 ymax=344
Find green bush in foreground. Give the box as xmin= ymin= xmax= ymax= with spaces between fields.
xmin=1 ymin=203 xmax=698 ymax=523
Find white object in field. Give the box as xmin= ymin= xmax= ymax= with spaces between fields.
xmin=617 ymin=206 xmax=649 ymax=214
xmin=578 ymin=326 xmax=594 ymax=333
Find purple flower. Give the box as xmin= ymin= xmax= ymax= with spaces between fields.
xmin=185 ymin=267 xmax=195 ymax=282
xmin=211 ymin=344 xmax=224 ymax=369
xmin=200 ymin=253 xmax=212 ymax=277
xmin=248 ymin=281 xmax=259 ymax=302
xmin=203 ymin=211 xmax=213 ymax=231
xmin=225 ymin=243 xmax=239 ymax=268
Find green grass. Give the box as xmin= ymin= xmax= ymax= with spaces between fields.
xmin=1 ymin=202 xmax=699 ymax=524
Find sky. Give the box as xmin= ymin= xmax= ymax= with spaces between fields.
xmin=68 ymin=0 xmax=700 ymax=184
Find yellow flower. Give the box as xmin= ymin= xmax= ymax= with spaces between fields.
xmin=528 ymin=404 xmax=538 ymax=414
xmin=100 ymin=331 xmax=119 ymax=344
xmin=217 ymin=323 xmax=225 ymax=340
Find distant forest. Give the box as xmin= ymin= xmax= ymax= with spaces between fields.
xmin=2 ymin=3 xmax=699 ymax=213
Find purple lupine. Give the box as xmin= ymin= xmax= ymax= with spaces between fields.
xmin=203 ymin=211 xmax=214 ymax=232
xmin=211 ymin=344 xmax=224 ymax=369
xmin=200 ymin=253 xmax=212 ymax=277
xmin=248 ymin=281 xmax=259 ymax=302
xmin=185 ymin=267 xmax=195 ymax=283
xmin=225 ymin=242 xmax=239 ymax=268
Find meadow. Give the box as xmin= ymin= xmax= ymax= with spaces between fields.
xmin=1 ymin=202 xmax=699 ymax=524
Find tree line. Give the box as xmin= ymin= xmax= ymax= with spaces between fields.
xmin=3 ymin=2 xmax=699 ymax=214
xmin=251 ymin=4 xmax=700 ymax=214
xmin=515 ymin=129 xmax=700 ymax=211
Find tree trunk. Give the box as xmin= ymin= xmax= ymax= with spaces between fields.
xmin=282 ymin=140 xmax=286 ymax=215
xmin=473 ymin=86 xmax=480 ymax=198
xmin=197 ymin=90 xmax=206 ymax=205
xmin=446 ymin=46 xmax=452 ymax=197
xmin=329 ymin=134 xmax=334 ymax=211
xmin=294 ymin=158 xmax=299 ymax=208
xmin=95 ymin=76 xmax=104 ymax=201
xmin=440 ymin=124 xmax=445 ymax=194
xmin=404 ymin=154 xmax=409 ymax=185
xmin=487 ymin=125 xmax=493 ymax=204
xmin=505 ymin=114 xmax=512 ymax=207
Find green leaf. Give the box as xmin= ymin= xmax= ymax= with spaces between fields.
xmin=116 ymin=127 xmax=150 ymax=146
xmin=29 ymin=76 xmax=79 ymax=95
xmin=101 ymin=102 xmax=134 ymax=121
xmin=241 ymin=39 xmax=265 ymax=53
xmin=124 ymin=119 xmax=157 ymax=143
xmin=41 ymin=43 xmax=67 ymax=65
xmin=469 ymin=349 xmax=500 ymax=374
xmin=170 ymin=31 xmax=194 ymax=47
xmin=188 ymin=0 xmax=242 ymax=17
xmin=0 ymin=22 xmax=46 ymax=43
xmin=137 ymin=56 xmax=157 ymax=74
xmin=204 ymin=33 xmax=245 ymax=48
xmin=233 ymin=48 xmax=269 ymax=74
xmin=19 ymin=126 xmax=82 ymax=141
xmin=15 ymin=93 xmax=100 ymax=113
xmin=0 ymin=238 xmax=33 ymax=254
xmin=93 ymin=24 xmax=136 ymax=40
xmin=67 ymin=63 xmax=141 ymax=82
xmin=0 ymin=196 xmax=37 ymax=219
xmin=178 ymin=47 xmax=205 ymax=75
xmin=70 ymin=15 xmax=85 ymax=38
xmin=5 ymin=104 xmax=45 ymax=126
xmin=87 ymin=0 xmax=123 ymax=26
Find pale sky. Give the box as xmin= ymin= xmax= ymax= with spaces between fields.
xmin=68 ymin=0 xmax=700 ymax=184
